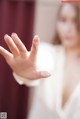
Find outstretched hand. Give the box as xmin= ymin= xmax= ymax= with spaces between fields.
xmin=0 ymin=33 xmax=51 ymax=80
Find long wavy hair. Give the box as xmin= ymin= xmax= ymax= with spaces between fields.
xmin=52 ymin=3 xmax=80 ymax=45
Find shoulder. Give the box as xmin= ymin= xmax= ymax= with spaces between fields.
xmin=38 ymin=41 xmax=63 ymax=59
xmin=36 ymin=42 xmax=62 ymax=71
xmin=39 ymin=41 xmax=56 ymax=53
xmin=39 ymin=41 xmax=62 ymax=53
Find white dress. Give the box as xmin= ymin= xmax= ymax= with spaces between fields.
xmin=12 ymin=42 xmax=80 ymax=119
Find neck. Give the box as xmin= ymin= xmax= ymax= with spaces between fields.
xmin=65 ymin=44 xmax=80 ymax=58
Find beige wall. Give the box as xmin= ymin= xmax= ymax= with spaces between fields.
xmin=34 ymin=0 xmax=60 ymax=43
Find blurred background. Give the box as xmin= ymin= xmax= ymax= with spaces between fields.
xmin=0 ymin=0 xmax=60 ymax=119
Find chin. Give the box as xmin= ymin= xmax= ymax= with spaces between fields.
xmin=62 ymin=42 xmax=78 ymax=49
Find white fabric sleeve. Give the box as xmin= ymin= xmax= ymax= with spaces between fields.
xmin=12 ymin=42 xmax=55 ymax=87
xmin=12 ymin=72 xmax=40 ymax=87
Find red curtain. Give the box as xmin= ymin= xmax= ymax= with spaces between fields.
xmin=0 ymin=0 xmax=35 ymax=119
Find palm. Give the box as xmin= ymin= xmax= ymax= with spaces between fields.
xmin=0 ymin=33 xmax=51 ymax=79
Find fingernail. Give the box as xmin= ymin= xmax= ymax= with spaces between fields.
xmin=34 ymin=35 xmax=40 ymax=45
xmin=11 ymin=33 xmax=17 ymax=36
xmin=4 ymin=34 xmax=8 ymax=39
xmin=34 ymin=35 xmax=39 ymax=38
xmin=34 ymin=39 xmax=38 ymax=44
xmin=33 ymin=39 xmax=39 ymax=47
xmin=41 ymin=71 xmax=51 ymax=77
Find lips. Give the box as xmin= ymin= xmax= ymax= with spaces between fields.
xmin=63 ymin=36 xmax=72 ymax=40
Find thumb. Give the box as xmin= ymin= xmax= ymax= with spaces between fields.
xmin=36 ymin=71 xmax=51 ymax=79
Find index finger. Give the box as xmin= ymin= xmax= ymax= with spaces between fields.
xmin=29 ymin=35 xmax=40 ymax=63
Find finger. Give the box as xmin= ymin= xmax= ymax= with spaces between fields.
xmin=4 ymin=34 xmax=20 ymax=57
xmin=11 ymin=33 xmax=27 ymax=57
xmin=0 ymin=46 xmax=13 ymax=61
xmin=29 ymin=35 xmax=40 ymax=63
xmin=35 ymin=71 xmax=51 ymax=79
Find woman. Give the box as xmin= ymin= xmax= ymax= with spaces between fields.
xmin=0 ymin=2 xmax=80 ymax=119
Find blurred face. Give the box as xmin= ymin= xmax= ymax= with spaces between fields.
xmin=57 ymin=4 xmax=79 ymax=48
